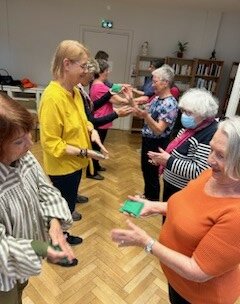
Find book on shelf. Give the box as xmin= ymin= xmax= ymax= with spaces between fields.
xmin=174 ymin=81 xmax=190 ymax=92
xmin=171 ymin=63 xmax=191 ymax=76
xmin=196 ymin=62 xmax=222 ymax=77
xmin=195 ymin=78 xmax=217 ymax=93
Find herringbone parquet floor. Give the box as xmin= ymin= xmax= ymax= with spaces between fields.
xmin=23 ymin=129 xmax=240 ymax=304
xmin=23 ymin=129 xmax=169 ymax=304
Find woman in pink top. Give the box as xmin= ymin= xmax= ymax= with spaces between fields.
xmin=89 ymin=59 xmax=129 ymax=178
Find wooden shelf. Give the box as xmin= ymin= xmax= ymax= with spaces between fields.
xmin=131 ymin=55 xmax=165 ymax=132
xmin=193 ymin=58 xmax=224 ymax=96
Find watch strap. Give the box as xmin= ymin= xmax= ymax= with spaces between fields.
xmin=144 ymin=239 xmax=155 ymax=254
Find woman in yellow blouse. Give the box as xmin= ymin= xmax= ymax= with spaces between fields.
xmin=39 ymin=40 xmax=107 ymax=249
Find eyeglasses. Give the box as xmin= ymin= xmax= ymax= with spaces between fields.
xmin=70 ymin=60 xmax=89 ymax=70
xmin=152 ymin=79 xmax=168 ymax=85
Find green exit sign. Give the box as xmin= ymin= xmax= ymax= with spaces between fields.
xmin=101 ymin=19 xmax=113 ymax=29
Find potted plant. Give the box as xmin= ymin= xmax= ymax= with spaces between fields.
xmin=176 ymin=41 xmax=188 ymax=58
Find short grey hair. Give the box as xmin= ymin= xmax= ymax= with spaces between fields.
xmin=152 ymin=64 xmax=175 ymax=86
xmin=179 ymin=88 xmax=219 ymax=118
xmin=218 ymin=116 xmax=240 ymax=179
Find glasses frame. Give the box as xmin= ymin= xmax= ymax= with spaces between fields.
xmin=70 ymin=60 xmax=89 ymax=70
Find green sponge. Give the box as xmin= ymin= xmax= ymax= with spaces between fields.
xmin=111 ymin=83 xmax=122 ymax=93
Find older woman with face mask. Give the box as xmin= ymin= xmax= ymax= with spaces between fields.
xmin=112 ymin=116 xmax=240 ymax=304
xmin=0 ymin=94 xmax=75 ymax=303
xmin=148 ymin=88 xmax=218 ymax=218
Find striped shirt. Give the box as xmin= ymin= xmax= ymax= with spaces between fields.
xmin=0 ymin=152 xmax=72 ymax=291
xmin=163 ymin=120 xmax=218 ymax=189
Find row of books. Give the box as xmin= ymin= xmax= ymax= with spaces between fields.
xmin=195 ymin=78 xmax=217 ymax=92
xmin=196 ymin=63 xmax=222 ymax=77
xmin=174 ymin=81 xmax=191 ymax=92
xmin=171 ymin=64 xmax=192 ymax=76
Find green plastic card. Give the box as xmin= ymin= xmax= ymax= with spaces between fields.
xmin=119 ymin=200 xmax=144 ymax=217
xmin=111 ymin=83 xmax=122 ymax=93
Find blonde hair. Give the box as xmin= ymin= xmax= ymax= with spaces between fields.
xmin=51 ymin=40 xmax=89 ymax=79
xmin=88 ymin=58 xmax=100 ymax=74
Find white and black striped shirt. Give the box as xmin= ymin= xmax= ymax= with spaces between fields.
xmin=0 ymin=152 xmax=72 ymax=291
xmin=163 ymin=121 xmax=218 ymax=190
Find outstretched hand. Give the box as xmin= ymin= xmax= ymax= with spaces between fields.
xmin=111 ymin=219 xmax=151 ymax=248
xmin=127 ymin=195 xmax=160 ymax=217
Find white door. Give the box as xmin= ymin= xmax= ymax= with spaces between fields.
xmin=80 ymin=27 xmax=133 ymax=130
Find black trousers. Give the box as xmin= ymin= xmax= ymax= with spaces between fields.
xmin=169 ymin=284 xmax=190 ymax=304
xmin=49 ymin=170 xmax=82 ymax=214
xmin=162 ymin=179 xmax=181 ymax=223
xmin=87 ymin=128 xmax=108 ymax=176
xmin=141 ymin=136 xmax=170 ymax=201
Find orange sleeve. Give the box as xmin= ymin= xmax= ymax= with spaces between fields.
xmin=193 ymin=208 xmax=240 ymax=276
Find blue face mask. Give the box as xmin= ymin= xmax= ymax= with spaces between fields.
xmin=181 ymin=113 xmax=197 ymax=129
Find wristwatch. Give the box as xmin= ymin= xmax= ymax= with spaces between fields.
xmin=144 ymin=239 xmax=155 ymax=254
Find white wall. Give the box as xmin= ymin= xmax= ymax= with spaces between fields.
xmin=214 ymin=13 xmax=240 ymax=103
xmin=0 ymin=0 xmax=239 ymax=101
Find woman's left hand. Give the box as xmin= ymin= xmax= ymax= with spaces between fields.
xmin=111 ymin=219 xmax=151 ymax=248
xmin=48 ymin=219 xmax=75 ymax=261
xmin=90 ymin=129 xmax=101 ymax=144
xmin=133 ymin=106 xmax=148 ymax=119
xmin=90 ymin=129 xmax=109 ymax=158
xmin=148 ymin=148 xmax=170 ymax=166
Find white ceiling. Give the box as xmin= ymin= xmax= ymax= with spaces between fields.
xmin=119 ymin=0 xmax=240 ymax=12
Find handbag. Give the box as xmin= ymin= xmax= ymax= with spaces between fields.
xmin=0 ymin=69 xmax=14 ymax=86
xmin=0 ymin=69 xmax=22 ymax=90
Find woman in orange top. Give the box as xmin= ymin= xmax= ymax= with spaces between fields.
xmin=111 ymin=116 xmax=240 ymax=304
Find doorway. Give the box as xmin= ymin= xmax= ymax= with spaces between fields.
xmin=80 ymin=26 xmax=133 ymax=130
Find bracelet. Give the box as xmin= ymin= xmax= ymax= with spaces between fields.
xmin=77 ymin=148 xmax=88 ymax=158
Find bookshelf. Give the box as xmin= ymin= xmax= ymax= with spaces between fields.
xmin=222 ymin=62 xmax=240 ymax=116
xmin=193 ymin=58 xmax=224 ymax=96
xmin=134 ymin=55 xmax=165 ymax=89
xmin=165 ymin=57 xmax=195 ymax=93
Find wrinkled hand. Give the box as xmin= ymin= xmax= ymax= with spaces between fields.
xmin=121 ymin=85 xmax=133 ymax=99
xmin=111 ymin=219 xmax=151 ymax=248
xmin=115 ymin=106 xmax=133 ymax=117
xmin=87 ymin=149 xmax=106 ymax=160
xmin=127 ymin=195 xmax=160 ymax=217
xmin=133 ymin=106 xmax=148 ymax=119
xmin=148 ymin=148 xmax=170 ymax=166
xmin=48 ymin=219 xmax=75 ymax=263
xmin=90 ymin=129 xmax=109 ymax=158
xmin=90 ymin=129 xmax=101 ymax=144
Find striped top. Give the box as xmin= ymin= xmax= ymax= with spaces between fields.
xmin=163 ymin=120 xmax=218 ymax=189
xmin=0 ymin=152 xmax=72 ymax=291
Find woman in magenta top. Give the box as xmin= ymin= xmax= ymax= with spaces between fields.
xmin=89 ymin=59 xmax=129 ymax=176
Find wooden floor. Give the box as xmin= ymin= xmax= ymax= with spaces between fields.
xmin=23 ymin=129 xmax=169 ymax=304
